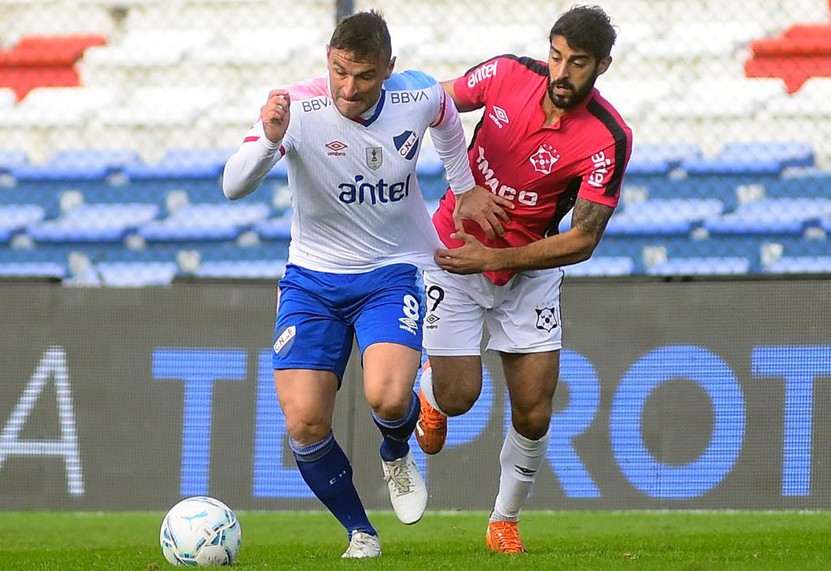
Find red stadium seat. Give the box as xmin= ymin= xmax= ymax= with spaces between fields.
xmin=0 ymin=35 xmax=107 ymax=99
xmin=745 ymin=10 xmax=831 ymax=93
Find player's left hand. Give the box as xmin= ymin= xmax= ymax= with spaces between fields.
xmin=453 ymin=186 xmax=513 ymax=239
xmin=435 ymin=229 xmax=500 ymax=274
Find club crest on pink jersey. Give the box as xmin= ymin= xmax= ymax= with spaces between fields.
xmin=529 ymin=144 xmax=560 ymax=175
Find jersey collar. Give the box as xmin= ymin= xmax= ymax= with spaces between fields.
xmin=351 ymin=88 xmax=386 ymax=127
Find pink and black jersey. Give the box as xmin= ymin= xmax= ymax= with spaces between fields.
xmin=433 ymin=55 xmax=633 ymax=285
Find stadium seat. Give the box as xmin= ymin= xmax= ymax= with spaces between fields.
xmin=567 ymin=256 xmax=635 ymax=277
xmin=123 ymin=148 xmax=234 ymax=181
xmin=0 ymin=261 xmax=66 ymax=280
xmin=764 ymin=256 xmax=831 ymax=274
xmin=254 ymin=215 xmax=292 ymax=241
xmin=192 ymin=259 xmax=287 ymax=280
xmin=9 ymin=148 xmax=139 ymax=181
xmin=26 ymin=203 xmax=160 ymax=243
xmin=606 ymin=198 xmax=725 ymax=236
xmin=646 ymin=257 xmax=752 ymax=276
xmin=704 ymin=198 xmax=831 ymax=235
xmin=0 ymin=204 xmax=46 ymax=242
xmin=138 ymin=203 xmax=270 ymax=242
xmin=625 ymin=143 xmax=702 ymax=176
xmin=93 ymin=261 xmax=178 ymax=287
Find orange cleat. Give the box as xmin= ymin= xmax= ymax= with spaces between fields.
xmin=485 ymin=520 xmax=526 ymax=554
xmin=415 ymin=362 xmax=447 ymax=455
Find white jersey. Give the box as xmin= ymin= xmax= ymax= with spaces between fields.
xmin=223 ymin=70 xmax=475 ymax=273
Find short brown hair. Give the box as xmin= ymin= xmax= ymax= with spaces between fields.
xmin=329 ymin=9 xmax=392 ymax=63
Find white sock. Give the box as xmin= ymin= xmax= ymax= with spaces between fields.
xmin=419 ymin=365 xmax=449 ymax=416
xmin=490 ymin=425 xmax=550 ymax=522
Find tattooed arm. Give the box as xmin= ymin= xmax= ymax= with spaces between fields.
xmin=435 ymin=197 xmax=614 ymax=274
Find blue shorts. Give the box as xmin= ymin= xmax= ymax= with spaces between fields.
xmin=272 ymin=263 xmax=424 ymax=382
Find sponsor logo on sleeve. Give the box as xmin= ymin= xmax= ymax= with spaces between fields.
xmin=467 ymin=60 xmax=499 ymax=88
xmin=587 ymin=151 xmax=612 ymax=188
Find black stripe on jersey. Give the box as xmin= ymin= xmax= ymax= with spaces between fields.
xmin=545 ymin=177 xmax=581 ymax=237
xmin=586 ymin=99 xmax=630 ymax=197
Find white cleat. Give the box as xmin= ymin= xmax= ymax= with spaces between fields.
xmin=341 ymin=531 xmax=381 ymax=558
xmin=382 ymin=450 xmax=428 ymax=525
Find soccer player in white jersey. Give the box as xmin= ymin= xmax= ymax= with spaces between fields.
xmin=223 ymin=10 xmax=511 ymax=559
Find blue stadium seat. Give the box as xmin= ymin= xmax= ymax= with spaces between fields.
xmin=606 ymin=198 xmax=724 ymax=236
xmin=680 ymin=142 xmax=814 ymax=176
xmin=567 ymin=256 xmax=635 ymax=277
xmin=26 ymin=203 xmax=160 ymax=243
xmin=10 ymin=150 xmax=142 ymax=182
xmin=0 ymin=261 xmax=66 ymax=280
xmin=646 ymin=256 xmax=751 ymax=276
xmin=124 ymin=148 xmax=235 ymax=181
xmin=0 ymin=204 xmax=45 ymax=242
xmin=0 ymin=247 xmax=67 ymax=280
xmin=94 ymin=261 xmax=179 ymax=286
xmin=626 ymin=143 xmax=701 ymax=176
xmin=193 ymin=259 xmax=287 ymax=280
xmin=255 ymin=214 xmax=292 ymax=241
xmin=764 ymin=256 xmax=831 ymax=274
xmin=138 ymin=202 xmax=270 ymax=242
xmin=704 ymin=198 xmax=831 ymax=235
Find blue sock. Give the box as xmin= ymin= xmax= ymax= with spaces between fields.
xmin=372 ymin=391 xmax=419 ymax=461
xmin=291 ymin=432 xmax=377 ymax=538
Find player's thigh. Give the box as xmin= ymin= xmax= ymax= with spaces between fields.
xmin=272 ymin=266 xmax=354 ymax=382
xmin=274 ymin=368 xmax=339 ymax=443
xmin=486 ymin=268 xmax=564 ymax=354
xmin=429 ymin=354 xmax=484 ymax=408
xmin=353 ymin=265 xmax=423 ymax=411
xmin=422 ymin=268 xmax=487 ymax=357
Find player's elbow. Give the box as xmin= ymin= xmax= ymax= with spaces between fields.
xmin=221 ymin=175 xmax=248 ymax=201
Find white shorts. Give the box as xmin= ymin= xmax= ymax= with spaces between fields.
xmin=422 ymin=267 xmax=564 ymax=356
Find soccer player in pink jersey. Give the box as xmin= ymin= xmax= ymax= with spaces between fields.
xmin=416 ymin=5 xmax=633 ymax=553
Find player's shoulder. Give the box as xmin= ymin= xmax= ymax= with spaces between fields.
xmin=286 ymin=76 xmax=329 ymax=101
xmin=465 ymin=54 xmax=547 ymax=78
xmin=385 ymin=70 xmax=440 ymax=92
xmin=585 ymin=90 xmax=633 ymax=140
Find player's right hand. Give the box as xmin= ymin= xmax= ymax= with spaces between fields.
xmin=261 ymin=89 xmax=291 ymax=143
xmin=453 ymin=185 xmax=513 ymax=239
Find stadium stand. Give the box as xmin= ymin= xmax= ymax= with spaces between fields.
xmin=1 ymin=0 xmax=831 ymax=283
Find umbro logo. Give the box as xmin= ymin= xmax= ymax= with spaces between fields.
xmin=488 ymin=105 xmax=509 ymax=129
xmin=514 ymin=465 xmax=536 ymax=477
xmin=325 ymin=140 xmax=348 ymax=156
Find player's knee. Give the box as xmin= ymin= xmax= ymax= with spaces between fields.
xmin=512 ymin=409 xmax=552 ymax=440
xmin=434 ymin=374 xmax=481 ymax=416
xmin=284 ymin=415 xmax=332 ymax=445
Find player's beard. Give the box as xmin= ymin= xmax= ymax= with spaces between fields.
xmin=547 ymin=69 xmax=599 ymax=110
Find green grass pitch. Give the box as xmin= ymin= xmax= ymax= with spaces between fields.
xmin=1 ymin=510 xmax=830 ymax=570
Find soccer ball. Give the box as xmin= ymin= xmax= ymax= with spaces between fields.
xmin=160 ymin=496 xmax=242 ymax=566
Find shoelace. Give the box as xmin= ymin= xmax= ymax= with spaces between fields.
xmin=419 ymin=400 xmax=445 ymax=430
xmin=385 ymin=458 xmax=414 ymax=494
xmin=490 ymin=522 xmax=524 ymax=552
